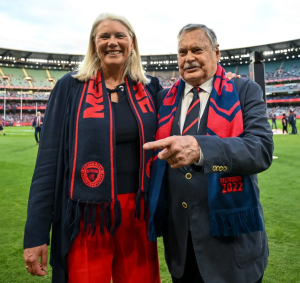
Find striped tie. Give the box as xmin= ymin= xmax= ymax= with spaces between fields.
xmin=182 ymin=87 xmax=200 ymax=135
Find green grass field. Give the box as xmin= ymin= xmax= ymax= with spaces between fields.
xmin=0 ymin=123 xmax=299 ymax=283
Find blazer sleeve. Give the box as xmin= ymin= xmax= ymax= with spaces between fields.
xmin=24 ymin=74 xmax=74 ymax=249
xmin=194 ymin=78 xmax=274 ymax=175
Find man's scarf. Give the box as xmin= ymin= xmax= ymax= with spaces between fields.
xmin=148 ymin=64 xmax=263 ymax=241
xmin=66 ymin=70 xmax=156 ymax=240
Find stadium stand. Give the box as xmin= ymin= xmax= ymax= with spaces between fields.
xmin=1 ymin=66 xmax=30 ymax=87
xmin=48 ymin=70 xmax=69 ymax=82
xmin=1 ymin=39 xmax=300 ymax=125
xmin=26 ymin=69 xmax=52 ymax=88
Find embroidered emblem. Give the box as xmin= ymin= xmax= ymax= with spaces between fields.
xmin=146 ymin=157 xmax=152 ymax=178
xmin=81 ymin=161 xmax=105 ymax=188
xmin=220 ymin=176 xmax=243 ymax=194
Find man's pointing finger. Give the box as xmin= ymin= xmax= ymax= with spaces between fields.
xmin=143 ymin=139 xmax=171 ymax=150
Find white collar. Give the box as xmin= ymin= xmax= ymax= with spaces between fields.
xmin=183 ymin=77 xmax=214 ymax=96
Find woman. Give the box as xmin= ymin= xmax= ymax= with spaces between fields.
xmin=23 ymin=13 xmax=161 ymax=283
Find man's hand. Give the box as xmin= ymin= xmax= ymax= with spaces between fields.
xmin=143 ymin=136 xmax=200 ymax=169
xmin=226 ymin=72 xmax=240 ymax=80
xmin=24 ymin=244 xmax=48 ymax=276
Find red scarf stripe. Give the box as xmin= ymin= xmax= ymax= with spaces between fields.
xmin=186 ymin=98 xmax=200 ymax=115
xmin=182 ymin=118 xmax=198 ymax=135
xmin=158 ymin=107 xmax=177 ymax=125
xmin=107 ymin=93 xmax=115 ymax=200
xmin=70 ymin=82 xmax=88 ymax=199
xmin=144 ymin=85 xmax=155 ymax=111
xmin=125 ymin=78 xmax=145 ymax=192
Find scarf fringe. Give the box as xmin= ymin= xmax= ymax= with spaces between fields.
xmin=100 ymin=202 xmax=105 ymax=235
xmin=209 ymin=206 xmax=263 ymax=237
xmin=71 ymin=200 xmax=81 ymax=241
xmin=91 ymin=202 xmax=96 ymax=236
xmin=111 ymin=199 xmax=122 ymax=236
xmin=134 ymin=191 xmax=149 ymax=221
xmin=83 ymin=202 xmax=89 ymax=234
xmin=106 ymin=202 xmax=111 ymax=233
xmin=66 ymin=198 xmax=122 ymax=240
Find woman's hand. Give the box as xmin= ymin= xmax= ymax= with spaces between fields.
xmin=226 ymin=72 xmax=241 ymax=80
xmin=24 ymin=244 xmax=48 ymax=276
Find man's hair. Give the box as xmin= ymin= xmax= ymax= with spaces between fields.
xmin=177 ymin=24 xmax=218 ymax=50
xmin=73 ymin=13 xmax=149 ymax=84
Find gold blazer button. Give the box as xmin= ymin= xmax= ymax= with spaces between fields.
xmin=185 ymin=173 xmax=192 ymax=179
xmin=182 ymin=202 xmax=188 ymax=208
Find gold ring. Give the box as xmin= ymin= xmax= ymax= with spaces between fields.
xmin=167 ymin=158 xmax=173 ymax=165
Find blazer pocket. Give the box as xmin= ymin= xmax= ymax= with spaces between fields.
xmin=234 ymin=231 xmax=263 ymax=267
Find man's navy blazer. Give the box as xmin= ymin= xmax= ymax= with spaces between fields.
xmin=156 ymin=77 xmax=273 ymax=283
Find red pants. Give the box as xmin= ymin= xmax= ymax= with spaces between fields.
xmin=67 ymin=193 xmax=160 ymax=283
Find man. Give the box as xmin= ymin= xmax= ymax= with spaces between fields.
xmin=288 ymin=109 xmax=297 ymax=134
xmin=144 ymin=24 xmax=273 ymax=283
xmin=271 ymin=112 xmax=277 ymax=129
xmin=282 ymin=113 xmax=288 ymax=134
xmin=32 ymin=111 xmax=43 ymax=144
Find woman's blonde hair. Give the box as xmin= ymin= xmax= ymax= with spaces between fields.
xmin=73 ymin=13 xmax=149 ymax=84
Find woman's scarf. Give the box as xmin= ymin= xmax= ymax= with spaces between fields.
xmin=148 ymin=64 xmax=263 ymax=241
xmin=67 ymin=70 xmax=156 ymax=240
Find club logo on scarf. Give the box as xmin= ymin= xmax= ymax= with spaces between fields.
xmin=81 ymin=161 xmax=105 ymax=188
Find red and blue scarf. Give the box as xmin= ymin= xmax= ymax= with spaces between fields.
xmin=67 ymin=70 xmax=156 ymax=240
xmin=149 ymin=64 xmax=263 ymax=241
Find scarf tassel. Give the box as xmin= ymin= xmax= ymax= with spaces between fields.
xmin=134 ymin=190 xmax=142 ymax=220
xmin=100 ymin=202 xmax=105 ymax=235
xmin=106 ymin=202 xmax=111 ymax=233
xmin=209 ymin=206 xmax=263 ymax=237
xmin=66 ymin=198 xmax=123 ymax=240
xmin=83 ymin=202 xmax=89 ymax=234
xmin=71 ymin=200 xmax=81 ymax=241
xmin=134 ymin=191 xmax=149 ymax=221
xmin=91 ymin=202 xmax=96 ymax=236
xmin=111 ymin=199 xmax=122 ymax=236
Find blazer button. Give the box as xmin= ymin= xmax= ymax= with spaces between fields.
xmin=182 ymin=202 xmax=188 ymax=208
xmin=212 ymin=166 xmax=216 ymax=171
xmin=185 ymin=173 xmax=192 ymax=179
xmin=219 ymin=166 xmax=223 ymax=171
xmin=223 ymin=166 xmax=227 ymax=171
xmin=216 ymin=166 xmax=220 ymax=171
